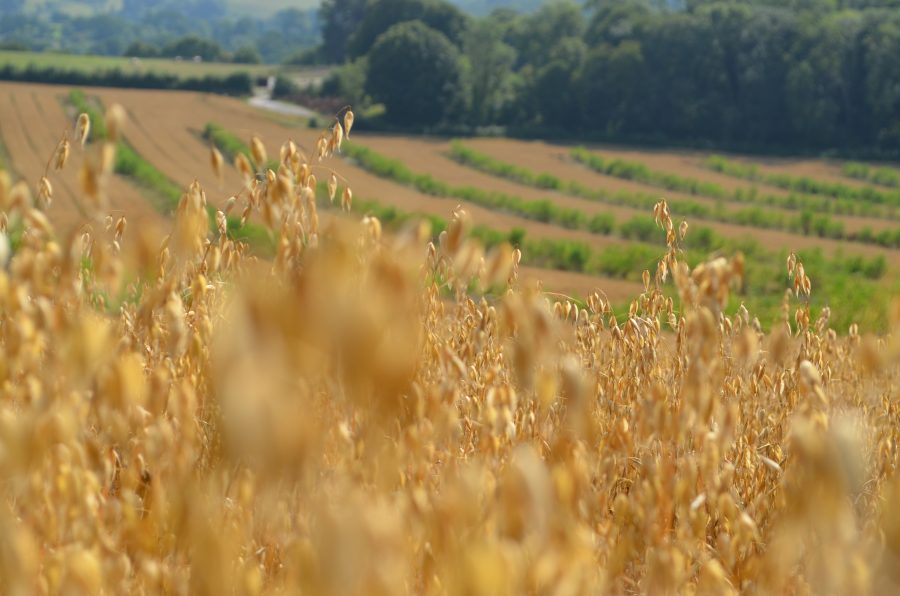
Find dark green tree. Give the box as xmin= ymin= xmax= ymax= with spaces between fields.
xmin=161 ymin=35 xmax=225 ymax=61
xmin=463 ymin=20 xmax=517 ymax=124
xmin=347 ymin=0 xmax=470 ymax=58
xmin=365 ymin=21 xmax=465 ymax=126
xmin=232 ymin=45 xmax=262 ymax=64
xmin=320 ymin=0 xmax=369 ymax=63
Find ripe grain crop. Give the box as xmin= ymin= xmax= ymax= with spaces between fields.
xmin=0 ymin=105 xmax=899 ymax=595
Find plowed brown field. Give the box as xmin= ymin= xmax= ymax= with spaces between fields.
xmin=0 ymin=82 xmax=163 ymax=236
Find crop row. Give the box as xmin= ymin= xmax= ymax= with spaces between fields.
xmin=705 ymin=154 xmax=900 ymax=207
xmin=4 ymin=64 xmax=252 ymax=95
xmin=568 ymin=147 xmax=894 ymax=220
xmin=450 ymin=142 xmax=900 ymax=248
xmin=843 ymin=162 xmax=900 ymax=189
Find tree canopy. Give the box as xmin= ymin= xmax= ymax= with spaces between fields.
xmin=365 ymin=20 xmax=466 ymax=126
xmin=321 ymin=0 xmax=900 ymax=154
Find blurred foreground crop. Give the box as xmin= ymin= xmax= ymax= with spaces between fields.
xmin=0 ymin=106 xmax=899 ymax=595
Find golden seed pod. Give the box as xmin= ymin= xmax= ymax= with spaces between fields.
xmin=343 ymin=109 xmax=354 ymax=138
xmin=105 ymin=103 xmax=126 ymax=142
xmin=341 ymin=186 xmax=352 ymax=211
xmin=37 ymin=177 xmax=52 ymax=208
xmin=235 ymin=153 xmax=254 ymax=186
xmin=76 ymin=112 xmax=91 ymax=146
xmin=332 ymin=121 xmax=344 ymax=153
xmin=250 ymin=135 xmax=267 ymax=169
xmin=216 ymin=210 xmax=227 ymax=236
xmin=327 ymin=173 xmax=337 ymax=202
xmin=54 ymin=138 xmax=70 ymax=171
xmin=210 ymin=146 xmax=224 ymax=180
xmin=10 ymin=180 xmax=32 ymax=210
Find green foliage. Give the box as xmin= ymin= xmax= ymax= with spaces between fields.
xmin=271 ymin=74 xmax=301 ymax=99
xmin=0 ymin=4 xmax=319 ymax=64
xmin=346 ymin=0 xmax=470 ymax=59
xmin=345 ymin=142 xmax=593 ymax=231
xmin=462 ymin=20 xmax=517 ymax=125
xmin=365 ymin=21 xmax=465 ymax=126
xmin=204 ymin=123 xmax=249 ymax=162
xmin=571 ymin=147 xmax=727 ymax=198
xmin=843 ymin=162 xmax=900 ymax=188
xmin=1 ymin=63 xmax=253 ymax=95
xmin=618 ymin=216 xmax=660 ymax=244
xmin=231 ymin=45 xmax=262 ymax=64
xmin=159 ymin=36 xmax=225 ymax=61
xmin=317 ymin=1 xmax=900 ymax=154
xmin=319 ymin=58 xmax=369 ymax=106
xmin=320 ymin=0 xmax=368 ymax=63
xmin=706 ymin=155 xmax=900 ymax=207
xmin=449 ymin=142 xmax=896 ymax=247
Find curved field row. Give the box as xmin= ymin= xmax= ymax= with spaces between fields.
xmin=349 ymin=134 xmax=897 ymax=259
xmin=457 ymin=138 xmax=899 ymax=235
xmin=0 ymin=82 xmax=163 ymax=237
xmin=735 ymin=155 xmax=895 ymax=191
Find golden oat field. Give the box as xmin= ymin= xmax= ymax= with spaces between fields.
xmin=0 ymin=83 xmax=899 ymax=594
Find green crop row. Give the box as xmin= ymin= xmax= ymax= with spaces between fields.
xmin=449 ymin=142 xmax=900 ymax=248
xmin=706 ymin=154 xmax=900 ymax=207
xmin=344 ymin=141 xmax=648 ymax=239
xmin=569 ymin=146 xmax=894 ymax=219
xmin=843 ymin=162 xmax=900 ymax=189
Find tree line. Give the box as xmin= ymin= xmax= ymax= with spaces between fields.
xmin=0 ymin=64 xmax=253 ymax=96
xmin=318 ymin=0 xmax=900 ymax=154
xmin=0 ymin=0 xmax=319 ymax=64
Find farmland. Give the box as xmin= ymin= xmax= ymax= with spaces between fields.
xmin=0 ymin=77 xmax=898 ymax=594
xmin=2 ymin=81 xmax=900 ymax=329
